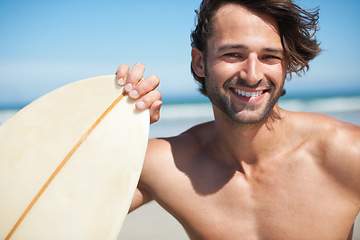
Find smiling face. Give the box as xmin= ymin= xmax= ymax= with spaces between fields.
xmin=192 ymin=4 xmax=286 ymax=124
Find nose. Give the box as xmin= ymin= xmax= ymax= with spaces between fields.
xmin=239 ymin=53 xmax=263 ymax=85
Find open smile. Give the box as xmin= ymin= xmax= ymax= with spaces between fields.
xmin=230 ymin=87 xmax=269 ymax=103
xmin=233 ymin=89 xmax=264 ymax=97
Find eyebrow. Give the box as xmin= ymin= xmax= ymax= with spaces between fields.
xmin=217 ymin=44 xmax=284 ymax=54
xmin=217 ymin=44 xmax=247 ymax=52
xmin=263 ymin=47 xmax=284 ymax=54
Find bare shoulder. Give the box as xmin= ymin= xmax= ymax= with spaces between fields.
xmin=286 ymin=111 xmax=360 ymax=155
xmin=139 ymin=121 xmax=215 ymax=193
xmin=285 ymin=110 xmax=360 ymax=198
xmin=284 ymin=110 xmax=359 ymax=143
xmin=146 ymin=121 xmax=215 ymax=158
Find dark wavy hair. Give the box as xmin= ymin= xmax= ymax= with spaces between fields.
xmin=191 ymin=0 xmax=321 ymax=96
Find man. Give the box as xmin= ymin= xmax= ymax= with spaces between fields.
xmin=117 ymin=0 xmax=360 ymax=239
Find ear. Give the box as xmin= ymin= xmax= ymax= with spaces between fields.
xmin=191 ymin=47 xmax=205 ymax=78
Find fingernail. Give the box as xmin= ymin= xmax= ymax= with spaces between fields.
xmin=118 ymin=78 xmax=125 ymax=85
xmin=129 ymin=90 xmax=139 ymax=99
xmin=124 ymin=83 xmax=132 ymax=92
xmin=136 ymin=101 xmax=146 ymax=110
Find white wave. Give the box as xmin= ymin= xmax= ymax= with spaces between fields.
xmin=279 ymin=96 xmax=360 ymax=113
xmin=160 ymin=103 xmax=214 ymax=121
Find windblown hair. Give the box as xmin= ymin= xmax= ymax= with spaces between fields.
xmin=191 ymin=0 xmax=321 ymax=96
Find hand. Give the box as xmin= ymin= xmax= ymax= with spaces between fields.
xmin=115 ymin=63 xmax=162 ymax=124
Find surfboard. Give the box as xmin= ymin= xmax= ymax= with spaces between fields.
xmin=0 ymin=75 xmax=149 ymax=240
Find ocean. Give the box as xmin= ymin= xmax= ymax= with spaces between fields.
xmin=1 ymin=95 xmax=360 ymax=139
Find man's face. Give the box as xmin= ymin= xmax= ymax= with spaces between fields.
xmin=193 ymin=4 xmax=286 ymax=124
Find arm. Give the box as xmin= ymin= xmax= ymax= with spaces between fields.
xmin=323 ymin=121 xmax=360 ymax=201
xmin=318 ymin=120 xmax=360 ymax=240
xmin=129 ymin=184 xmax=153 ymax=213
xmin=116 ymin=63 xmax=162 ymax=124
xmin=128 ymin=137 xmax=175 ymax=213
xmin=128 ymin=139 xmax=166 ymax=213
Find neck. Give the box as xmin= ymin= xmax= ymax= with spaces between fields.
xmin=211 ymin=105 xmax=286 ymax=169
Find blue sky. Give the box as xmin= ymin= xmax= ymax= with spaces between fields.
xmin=0 ymin=0 xmax=359 ymax=107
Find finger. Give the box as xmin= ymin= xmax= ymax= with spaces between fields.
xmin=149 ymin=100 xmax=162 ymax=124
xmin=124 ymin=63 xmax=145 ymax=93
xmin=135 ymin=89 xmax=162 ymax=111
xmin=128 ymin=74 xmax=160 ymax=100
xmin=115 ymin=64 xmax=130 ymax=86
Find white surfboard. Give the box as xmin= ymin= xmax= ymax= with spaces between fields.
xmin=0 ymin=75 xmax=149 ymax=240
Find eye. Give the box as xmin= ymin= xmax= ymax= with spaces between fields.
xmin=262 ymin=55 xmax=283 ymax=64
xmin=263 ymin=55 xmax=280 ymax=59
xmin=226 ymin=53 xmax=239 ymax=57
xmin=222 ymin=53 xmax=243 ymax=62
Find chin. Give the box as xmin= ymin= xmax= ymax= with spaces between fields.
xmin=231 ymin=112 xmax=269 ymax=125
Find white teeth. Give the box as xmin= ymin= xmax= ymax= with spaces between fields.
xmin=234 ymin=89 xmax=264 ymax=97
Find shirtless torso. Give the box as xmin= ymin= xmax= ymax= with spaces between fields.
xmin=130 ymin=109 xmax=360 ymax=240
xmin=126 ymin=2 xmax=360 ymax=239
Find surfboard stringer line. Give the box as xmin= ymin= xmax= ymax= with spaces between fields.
xmin=5 ymin=92 xmax=126 ymax=240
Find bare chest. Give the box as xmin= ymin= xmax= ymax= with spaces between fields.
xmin=162 ymin=157 xmax=357 ymax=240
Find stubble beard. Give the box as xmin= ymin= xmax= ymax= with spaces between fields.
xmin=205 ymin=74 xmax=285 ymax=126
